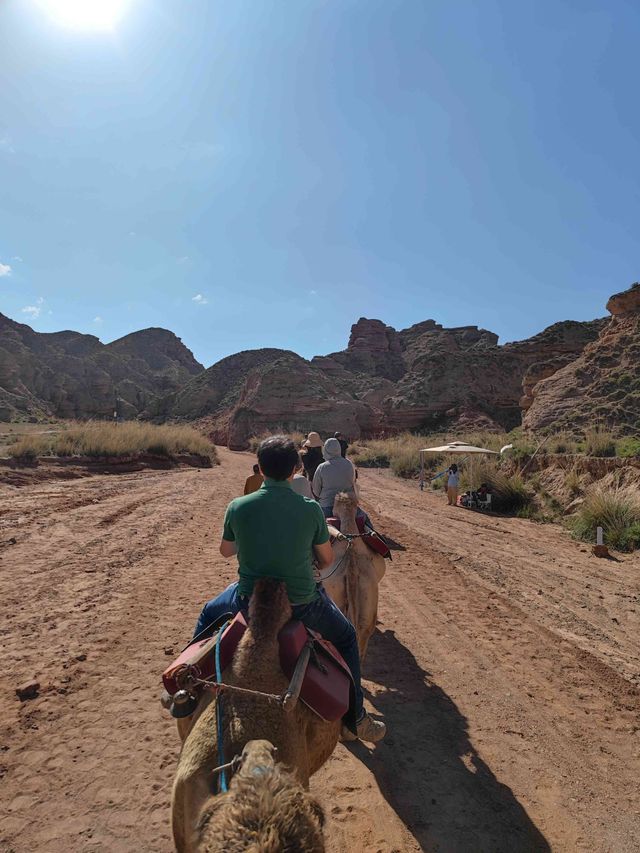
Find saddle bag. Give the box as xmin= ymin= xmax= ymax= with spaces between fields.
xmin=162 ymin=612 xmax=353 ymax=724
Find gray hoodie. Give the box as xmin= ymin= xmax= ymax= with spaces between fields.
xmin=312 ymin=438 xmax=356 ymax=511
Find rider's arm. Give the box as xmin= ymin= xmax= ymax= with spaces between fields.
xmin=220 ymin=538 xmax=237 ymax=557
xmin=220 ymin=502 xmax=237 ymax=557
xmin=313 ymin=541 xmax=333 ymax=571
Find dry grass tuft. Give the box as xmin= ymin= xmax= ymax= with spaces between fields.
xmin=8 ymin=421 xmax=218 ymax=463
xmin=248 ymin=431 xmax=306 ymax=454
xmin=584 ymin=428 xmax=617 ymax=458
xmin=571 ymin=486 xmax=640 ymax=552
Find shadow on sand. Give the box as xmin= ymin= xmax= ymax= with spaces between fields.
xmin=351 ymin=628 xmax=551 ymax=853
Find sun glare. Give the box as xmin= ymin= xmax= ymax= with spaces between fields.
xmin=36 ymin=0 xmax=130 ymax=31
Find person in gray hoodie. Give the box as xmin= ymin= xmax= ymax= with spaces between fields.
xmin=312 ymin=437 xmax=357 ymax=517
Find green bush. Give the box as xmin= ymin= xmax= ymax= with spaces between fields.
xmin=571 ymin=487 xmax=640 ymax=552
xmin=617 ymin=437 xmax=640 ymax=458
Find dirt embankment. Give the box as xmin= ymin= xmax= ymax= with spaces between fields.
xmin=1 ymin=449 xmax=638 ymax=852
xmin=0 ymin=452 xmax=213 ymax=488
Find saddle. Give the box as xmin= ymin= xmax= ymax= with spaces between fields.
xmin=327 ymin=515 xmax=392 ymax=559
xmin=162 ymin=613 xmax=354 ymax=725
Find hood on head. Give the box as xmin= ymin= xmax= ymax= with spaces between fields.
xmin=323 ymin=437 xmax=342 ymax=460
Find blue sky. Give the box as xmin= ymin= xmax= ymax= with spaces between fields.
xmin=1 ymin=0 xmax=638 ymax=367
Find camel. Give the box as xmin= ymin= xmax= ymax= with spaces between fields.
xmin=322 ymin=492 xmax=386 ymax=661
xmin=171 ymin=578 xmax=339 ymax=853
xmin=196 ymin=739 xmax=325 ymax=852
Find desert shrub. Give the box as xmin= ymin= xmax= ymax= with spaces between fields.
xmin=390 ymin=447 xmax=421 ymax=478
xmin=351 ymin=434 xmax=433 ymax=477
xmin=248 ymin=431 xmax=306 ymax=453
xmin=564 ymin=467 xmax=582 ymax=496
xmin=584 ymin=428 xmax=617 ymax=458
xmin=471 ymin=462 xmax=532 ymax=513
xmin=8 ymin=421 xmax=218 ymax=463
xmin=571 ymin=487 xmax=640 ymax=552
xmin=547 ymin=432 xmax=579 ymax=455
xmin=616 ymin=437 xmax=640 ymax=458
xmin=349 ymin=442 xmax=391 ymax=468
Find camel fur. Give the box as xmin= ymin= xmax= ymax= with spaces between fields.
xmin=171 ymin=579 xmax=339 ymax=852
xmin=322 ymin=492 xmax=386 ymax=661
xmin=196 ymin=739 xmax=325 ymax=852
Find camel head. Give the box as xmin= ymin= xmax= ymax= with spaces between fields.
xmin=196 ymin=739 xmax=326 ymax=852
xmin=248 ymin=578 xmax=292 ymax=643
xmin=332 ymin=491 xmax=359 ymax=533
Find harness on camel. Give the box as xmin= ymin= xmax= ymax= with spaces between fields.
xmin=325 ymin=515 xmax=392 ymax=561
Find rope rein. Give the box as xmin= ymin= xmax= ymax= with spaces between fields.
xmin=318 ymin=532 xmax=366 ymax=582
xmin=215 ymin=621 xmax=229 ymax=792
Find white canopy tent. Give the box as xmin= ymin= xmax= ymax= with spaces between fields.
xmin=419 ymin=440 xmax=509 ymax=491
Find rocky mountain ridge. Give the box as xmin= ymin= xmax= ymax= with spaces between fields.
xmin=0 ymin=313 xmax=202 ymax=421
xmin=2 ymin=282 xmax=637 ymax=448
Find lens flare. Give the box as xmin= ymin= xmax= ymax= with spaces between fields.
xmin=36 ymin=0 xmax=130 ymax=31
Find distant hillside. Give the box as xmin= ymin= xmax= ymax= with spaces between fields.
xmin=0 ymin=314 xmax=202 ymax=421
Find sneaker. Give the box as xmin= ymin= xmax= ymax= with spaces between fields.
xmin=356 ymin=713 xmax=386 ymax=743
xmin=340 ymin=724 xmax=358 ymax=742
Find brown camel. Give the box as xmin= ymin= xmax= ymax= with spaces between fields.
xmin=171 ymin=579 xmax=339 ymax=852
xmin=196 ymin=739 xmax=325 ymax=852
xmin=323 ymin=492 xmax=386 ymax=661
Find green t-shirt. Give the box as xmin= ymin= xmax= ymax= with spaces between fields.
xmin=222 ymin=478 xmax=329 ymax=605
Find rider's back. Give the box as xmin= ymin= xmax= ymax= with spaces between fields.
xmin=224 ymin=479 xmax=328 ymax=606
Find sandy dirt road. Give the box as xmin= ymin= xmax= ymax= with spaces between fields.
xmin=1 ymin=448 xmax=639 ymax=852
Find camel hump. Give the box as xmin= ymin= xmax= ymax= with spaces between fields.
xmin=248 ymin=578 xmax=292 ymax=639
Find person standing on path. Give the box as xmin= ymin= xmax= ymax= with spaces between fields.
xmin=244 ymin=463 xmax=263 ymax=495
xmin=446 ymin=464 xmax=459 ymax=506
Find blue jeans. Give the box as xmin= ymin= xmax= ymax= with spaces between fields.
xmin=194 ymin=582 xmax=364 ymax=717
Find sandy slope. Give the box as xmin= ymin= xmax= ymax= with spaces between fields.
xmin=1 ymin=449 xmax=638 ymax=852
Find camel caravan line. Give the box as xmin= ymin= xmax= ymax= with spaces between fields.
xmin=163 ymin=491 xmax=389 ymax=852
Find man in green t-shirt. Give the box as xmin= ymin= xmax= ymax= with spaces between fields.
xmin=193 ymin=435 xmax=386 ymax=743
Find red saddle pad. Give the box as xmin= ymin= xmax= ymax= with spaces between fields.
xmin=162 ymin=612 xmax=352 ymax=723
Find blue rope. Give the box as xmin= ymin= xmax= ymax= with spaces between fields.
xmin=215 ymin=620 xmax=230 ymax=793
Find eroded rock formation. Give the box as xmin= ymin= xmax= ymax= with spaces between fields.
xmin=523 ymin=283 xmax=640 ymax=434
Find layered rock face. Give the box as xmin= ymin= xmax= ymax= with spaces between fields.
xmin=337 ymin=316 xmax=603 ymax=435
xmin=154 ymin=313 xmax=602 ymax=447
xmin=0 ymin=314 xmax=202 ymax=421
xmin=523 ymin=283 xmax=640 ymax=434
xmin=150 ymin=348 xmax=377 ymax=450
